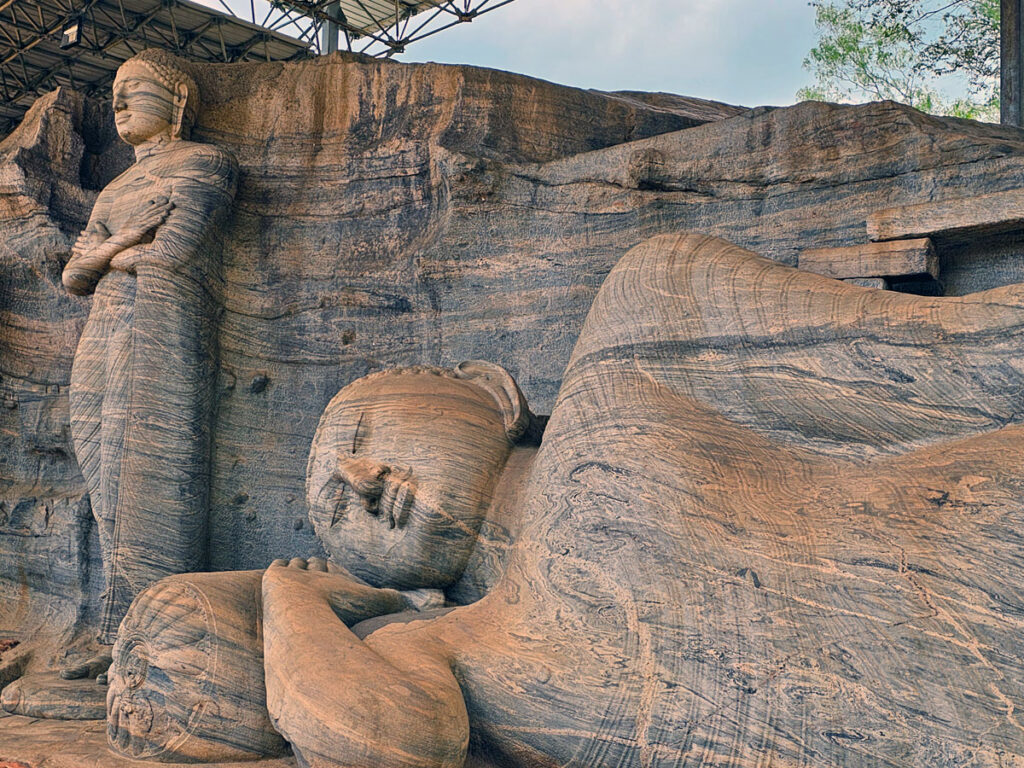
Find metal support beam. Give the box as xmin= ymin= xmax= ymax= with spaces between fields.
xmin=1002 ymin=0 xmax=1024 ymax=126
xmin=0 ymin=0 xmax=311 ymax=139
xmin=320 ymin=0 xmax=339 ymax=53
xmin=265 ymin=0 xmax=518 ymax=57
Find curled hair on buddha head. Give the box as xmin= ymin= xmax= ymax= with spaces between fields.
xmin=327 ymin=362 xmax=544 ymax=446
xmin=117 ymin=48 xmax=201 ymax=139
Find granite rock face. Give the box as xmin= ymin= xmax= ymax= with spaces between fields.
xmin=4 ymin=52 xmax=1024 ymax=682
xmin=0 ymin=88 xmax=132 ymax=648
xmin=0 ymin=55 xmax=740 ymax=651
xmin=458 ymin=232 xmax=1024 ymax=766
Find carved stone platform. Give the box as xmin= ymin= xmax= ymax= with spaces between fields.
xmin=867 ymin=187 xmax=1024 ymax=242
xmin=799 ymin=238 xmax=938 ymax=280
xmin=0 ymin=713 xmax=503 ymax=767
xmin=0 ymin=713 xmax=296 ymax=768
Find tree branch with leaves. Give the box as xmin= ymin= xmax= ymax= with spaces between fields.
xmin=798 ymin=0 xmax=999 ymax=120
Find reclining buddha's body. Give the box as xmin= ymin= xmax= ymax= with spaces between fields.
xmin=112 ymin=233 xmax=1024 ymax=767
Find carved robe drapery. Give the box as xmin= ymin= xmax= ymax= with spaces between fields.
xmin=68 ymin=140 xmax=237 ymax=643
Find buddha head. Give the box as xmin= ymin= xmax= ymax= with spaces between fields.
xmin=306 ymin=362 xmax=540 ymax=589
xmin=112 ymin=49 xmax=200 ymax=144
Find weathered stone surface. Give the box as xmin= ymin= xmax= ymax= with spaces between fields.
xmin=64 ymin=50 xmax=239 ymax=652
xmin=0 ymin=713 xmax=298 ymax=768
xmin=800 ymin=238 xmax=938 ymax=279
xmin=304 ymin=362 xmax=540 ymax=590
xmin=843 ymin=276 xmax=889 ymax=289
xmin=465 ymin=232 xmax=1024 ymax=766
xmin=0 ymin=713 xmax=506 ymax=768
xmin=259 ymin=363 xmax=541 ymax=767
xmin=0 ymin=673 xmax=105 ymax=720
xmin=183 ymin=85 xmax=1024 ymax=579
xmin=186 ymin=55 xmax=741 ymax=583
xmin=107 ymin=570 xmax=288 ymax=762
xmin=8 ymin=56 xmax=1024 ymax=762
xmin=868 ymin=186 xmax=1024 ymax=242
xmin=108 ymin=361 xmax=540 ymax=763
xmin=0 ymin=86 xmax=128 ymax=652
xmin=0 ymin=55 xmax=740 ymax=662
xmin=131 ymin=232 xmax=1024 ymax=766
xmin=0 ymin=642 xmax=31 ymax=695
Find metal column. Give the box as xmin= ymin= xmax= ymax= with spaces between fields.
xmin=321 ymin=1 xmax=341 ymax=54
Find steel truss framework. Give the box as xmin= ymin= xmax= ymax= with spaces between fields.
xmin=210 ymin=0 xmax=515 ymax=57
xmin=0 ymin=0 xmax=310 ymax=136
xmin=0 ymin=0 xmax=516 ymax=138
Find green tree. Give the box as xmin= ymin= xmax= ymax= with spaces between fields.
xmin=798 ymin=0 xmax=999 ymax=120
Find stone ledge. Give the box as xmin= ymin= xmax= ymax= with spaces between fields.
xmin=868 ymin=188 xmax=1024 ymax=242
xmin=799 ymin=238 xmax=937 ymax=280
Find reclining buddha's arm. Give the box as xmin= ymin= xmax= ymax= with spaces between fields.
xmin=262 ymin=564 xmax=469 ymax=768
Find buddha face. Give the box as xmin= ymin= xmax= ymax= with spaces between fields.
xmin=112 ymin=62 xmax=176 ymax=145
xmin=307 ymin=371 xmax=515 ymax=589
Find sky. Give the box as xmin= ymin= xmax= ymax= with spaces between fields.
xmin=201 ymin=0 xmax=821 ymax=109
xmin=398 ymin=0 xmax=820 ymax=108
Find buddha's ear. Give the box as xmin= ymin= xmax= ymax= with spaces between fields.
xmin=454 ymin=360 xmax=542 ymax=445
xmin=171 ymin=81 xmax=189 ymax=139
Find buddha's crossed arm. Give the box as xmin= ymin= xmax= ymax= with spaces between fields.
xmin=262 ymin=563 xmax=469 ymax=768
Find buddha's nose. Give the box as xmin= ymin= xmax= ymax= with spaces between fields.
xmin=336 ymin=455 xmax=388 ymax=510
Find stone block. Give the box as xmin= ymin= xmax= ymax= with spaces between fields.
xmin=868 ymin=188 xmax=1024 ymax=242
xmin=843 ymin=276 xmax=889 ymax=289
xmin=800 ymin=238 xmax=937 ymax=279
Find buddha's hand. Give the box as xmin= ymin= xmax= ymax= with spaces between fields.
xmin=108 ymin=197 xmax=174 ymax=272
xmin=263 ymin=558 xmax=409 ymax=626
xmin=267 ymin=556 xmax=353 ymax=579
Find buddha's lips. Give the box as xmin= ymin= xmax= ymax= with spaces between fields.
xmin=381 ymin=475 xmax=415 ymax=529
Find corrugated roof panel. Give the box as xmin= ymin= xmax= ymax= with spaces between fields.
xmin=1 ymin=0 xmax=516 ymax=136
xmin=338 ymin=0 xmax=441 ymax=36
xmin=0 ymin=0 xmax=310 ymax=135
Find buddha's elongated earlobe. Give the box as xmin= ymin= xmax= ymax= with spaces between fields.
xmin=171 ymin=82 xmax=188 ymax=139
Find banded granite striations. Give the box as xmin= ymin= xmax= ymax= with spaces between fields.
xmin=7 ymin=55 xmax=1024 ymax=763
xmin=106 ymin=361 xmax=541 ymax=763
xmin=0 ymin=55 xmax=739 ymax=658
xmin=62 ymin=50 xmax=237 ymax=687
xmin=109 ymin=232 xmax=1024 ymax=767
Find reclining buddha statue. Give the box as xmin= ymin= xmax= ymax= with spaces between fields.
xmin=108 ymin=232 xmax=1024 ymax=767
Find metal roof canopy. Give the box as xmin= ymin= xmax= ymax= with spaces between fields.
xmin=0 ymin=0 xmax=311 ymax=137
xmin=0 ymin=0 xmax=516 ymax=139
xmin=0 ymin=0 xmax=516 ymax=138
xmin=199 ymin=0 xmax=517 ymax=58
xmin=255 ymin=0 xmax=518 ymax=55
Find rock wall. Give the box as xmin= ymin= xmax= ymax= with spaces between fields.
xmin=183 ymin=55 xmax=741 ymax=572
xmin=0 ymin=89 xmax=131 ymax=642
xmin=4 ymin=53 xmax=1024 ymax=645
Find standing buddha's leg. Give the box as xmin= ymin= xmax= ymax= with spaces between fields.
xmin=105 ymin=255 xmax=217 ymax=636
